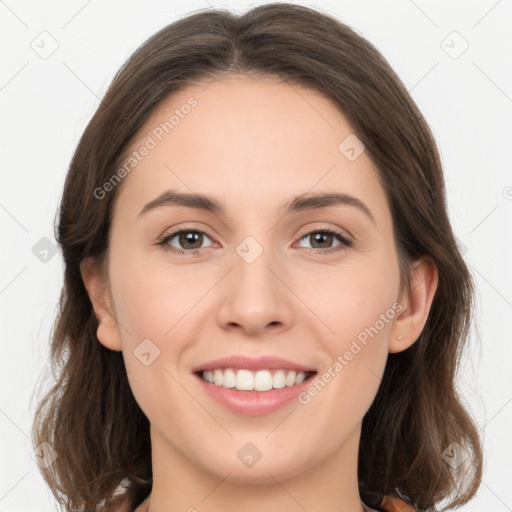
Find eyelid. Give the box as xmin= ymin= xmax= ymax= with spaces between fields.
xmin=158 ymin=222 xmax=217 ymax=242
xmin=158 ymin=223 xmax=354 ymax=254
xmin=294 ymin=224 xmax=354 ymax=244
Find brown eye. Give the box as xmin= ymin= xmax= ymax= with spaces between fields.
xmin=308 ymin=232 xmax=335 ymax=249
xmin=297 ymin=229 xmax=352 ymax=253
xmin=160 ymin=229 xmax=214 ymax=253
xmin=177 ymin=231 xmax=204 ymax=250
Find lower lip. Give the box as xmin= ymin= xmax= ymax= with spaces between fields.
xmin=194 ymin=373 xmax=315 ymax=416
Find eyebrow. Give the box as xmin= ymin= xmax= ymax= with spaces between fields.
xmin=138 ymin=188 xmax=375 ymax=225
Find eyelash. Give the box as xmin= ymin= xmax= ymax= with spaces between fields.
xmin=157 ymin=227 xmax=353 ymax=256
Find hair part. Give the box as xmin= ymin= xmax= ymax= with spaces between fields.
xmin=32 ymin=3 xmax=482 ymax=511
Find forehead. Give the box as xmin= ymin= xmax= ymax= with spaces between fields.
xmin=114 ymin=74 xmax=388 ymax=222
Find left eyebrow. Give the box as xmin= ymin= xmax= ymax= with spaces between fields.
xmin=138 ymin=188 xmax=375 ymax=226
xmin=283 ymin=191 xmax=375 ymax=225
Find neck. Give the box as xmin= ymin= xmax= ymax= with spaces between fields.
xmin=144 ymin=422 xmax=369 ymax=512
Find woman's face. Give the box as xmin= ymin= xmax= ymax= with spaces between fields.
xmin=93 ymin=74 xmax=410 ymax=484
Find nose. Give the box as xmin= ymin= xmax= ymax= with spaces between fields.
xmin=215 ymin=239 xmax=294 ymax=336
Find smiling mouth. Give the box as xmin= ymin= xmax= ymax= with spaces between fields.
xmin=196 ymin=368 xmax=317 ymax=392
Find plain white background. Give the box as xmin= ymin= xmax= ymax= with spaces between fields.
xmin=1 ymin=0 xmax=511 ymax=510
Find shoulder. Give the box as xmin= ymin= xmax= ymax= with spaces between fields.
xmin=380 ymin=495 xmax=418 ymax=512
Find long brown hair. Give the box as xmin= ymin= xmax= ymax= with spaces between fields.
xmin=31 ymin=3 xmax=482 ymax=511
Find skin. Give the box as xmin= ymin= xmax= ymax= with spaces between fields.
xmin=81 ymin=73 xmax=438 ymax=512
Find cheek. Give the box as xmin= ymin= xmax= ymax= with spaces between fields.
xmin=108 ymin=249 xmax=217 ymax=411
xmin=109 ymin=247 xmax=211 ymax=342
xmin=110 ymin=261 xmax=201 ymax=424
xmin=294 ymin=256 xmax=400 ymax=431
xmin=297 ymin=256 xmax=400 ymax=352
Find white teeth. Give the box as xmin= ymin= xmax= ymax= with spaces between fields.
xmin=236 ymin=369 xmax=254 ymax=390
xmin=213 ymin=369 xmax=223 ymax=386
xmin=200 ymin=368 xmax=311 ymax=391
xmin=222 ymin=368 xmax=236 ymax=388
xmin=254 ymin=370 xmax=273 ymax=391
xmin=295 ymin=372 xmax=306 ymax=384
xmin=285 ymin=370 xmax=296 ymax=387
xmin=273 ymin=370 xmax=286 ymax=389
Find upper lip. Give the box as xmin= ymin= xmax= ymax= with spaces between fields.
xmin=192 ymin=355 xmax=317 ymax=373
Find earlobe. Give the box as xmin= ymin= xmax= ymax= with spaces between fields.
xmin=80 ymin=257 xmax=123 ymax=351
xmin=389 ymin=257 xmax=438 ymax=354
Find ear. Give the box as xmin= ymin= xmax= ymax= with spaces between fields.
xmin=80 ymin=257 xmax=123 ymax=351
xmin=389 ymin=257 xmax=438 ymax=354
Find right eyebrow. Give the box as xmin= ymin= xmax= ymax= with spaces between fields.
xmin=138 ymin=189 xmax=222 ymax=218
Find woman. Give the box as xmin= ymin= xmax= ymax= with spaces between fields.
xmin=32 ymin=3 xmax=482 ymax=511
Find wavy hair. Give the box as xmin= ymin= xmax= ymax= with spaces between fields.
xmin=31 ymin=3 xmax=482 ymax=511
